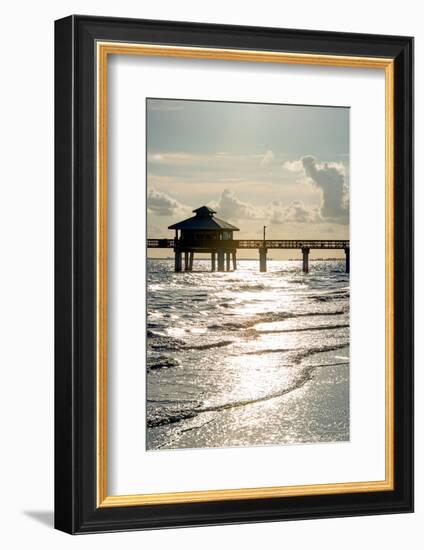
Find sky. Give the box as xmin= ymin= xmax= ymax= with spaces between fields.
xmin=147 ymin=98 xmax=349 ymax=259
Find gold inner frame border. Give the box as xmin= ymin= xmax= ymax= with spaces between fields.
xmin=96 ymin=42 xmax=394 ymax=508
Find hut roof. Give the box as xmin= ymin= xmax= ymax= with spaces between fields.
xmin=168 ymin=205 xmax=239 ymax=231
xmin=192 ymin=206 xmax=216 ymax=216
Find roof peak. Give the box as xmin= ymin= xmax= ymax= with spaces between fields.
xmin=192 ymin=205 xmax=216 ymax=216
xmin=168 ymin=211 xmax=239 ymax=231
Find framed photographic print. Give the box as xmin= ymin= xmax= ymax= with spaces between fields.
xmin=54 ymin=15 xmax=413 ymax=534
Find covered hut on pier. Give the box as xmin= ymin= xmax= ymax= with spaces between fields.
xmin=168 ymin=206 xmax=239 ymax=272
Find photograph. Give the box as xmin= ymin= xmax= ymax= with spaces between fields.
xmin=146 ymin=98 xmax=350 ymax=451
xmin=52 ymin=11 xmax=413 ymax=536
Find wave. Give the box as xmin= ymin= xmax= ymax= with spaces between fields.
xmin=294 ymin=343 xmax=348 ymax=362
xmin=309 ymin=361 xmax=349 ymax=368
xmin=234 ymin=283 xmax=266 ymax=291
xmin=149 ymin=320 xmax=348 ymax=354
xmin=146 ymin=343 xmax=348 ymax=428
xmin=207 ymin=309 xmax=346 ymax=331
xmin=208 ymin=320 xmax=254 ymax=330
xmin=149 ymin=333 xmax=234 ymax=352
xmin=243 ymin=347 xmax=294 ymax=355
xmin=243 ymin=342 xmax=347 ymax=359
xmin=147 ymin=356 xmax=180 ymax=371
xmin=147 ymin=322 xmax=163 ymax=330
xmin=186 ymin=340 xmax=235 ymax=351
xmin=149 ymin=334 xmax=185 ymax=351
xmin=311 ymin=293 xmax=349 ymax=302
xmin=257 ymin=323 xmax=349 ymax=335
xmin=147 ymin=367 xmax=315 ymax=428
xmin=289 ymin=310 xmax=346 ymax=318
xmin=147 ymin=408 xmax=200 ymax=428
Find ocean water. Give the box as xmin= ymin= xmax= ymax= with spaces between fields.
xmin=146 ymin=258 xmax=349 ymax=451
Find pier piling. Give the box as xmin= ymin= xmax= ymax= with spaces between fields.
xmin=232 ymin=251 xmax=237 ymax=270
xmin=226 ymin=252 xmax=231 ymax=271
xmin=302 ymin=247 xmax=310 ymax=273
xmin=174 ymin=249 xmax=182 ymax=272
xmin=211 ymin=252 xmax=216 ymax=271
xmin=345 ymin=247 xmax=350 ymax=274
xmin=259 ymin=248 xmax=267 ymax=272
xmin=218 ymin=251 xmax=225 ymax=272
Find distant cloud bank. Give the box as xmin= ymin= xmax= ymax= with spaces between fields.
xmin=209 ymin=189 xmax=262 ymax=221
xmin=147 ymin=154 xmax=348 ymax=231
xmin=147 ymin=188 xmax=191 ymax=217
xmin=282 ymin=155 xmax=349 ymax=223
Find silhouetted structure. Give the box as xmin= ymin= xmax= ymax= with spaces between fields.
xmin=148 ymin=206 xmax=350 ymax=273
xmin=168 ymin=206 xmax=239 ymax=272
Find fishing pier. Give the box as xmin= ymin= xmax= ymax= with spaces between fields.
xmin=148 ymin=206 xmax=350 ymax=274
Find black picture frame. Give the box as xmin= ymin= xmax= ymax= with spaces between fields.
xmin=55 ymin=15 xmax=414 ymax=534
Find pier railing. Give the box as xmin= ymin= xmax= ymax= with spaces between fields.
xmin=237 ymin=239 xmax=349 ymax=249
xmin=147 ymin=239 xmax=175 ymax=248
xmin=147 ymin=238 xmax=349 ymax=250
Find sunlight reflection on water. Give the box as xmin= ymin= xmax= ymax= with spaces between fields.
xmin=146 ymin=259 xmax=349 ymax=450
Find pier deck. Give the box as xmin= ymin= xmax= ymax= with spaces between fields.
xmin=147 ymin=239 xmax=350 ymax=273
xmin=148 ymin=239 xmax=349 ymax=250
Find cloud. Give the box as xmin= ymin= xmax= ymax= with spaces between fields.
xmin=210 ymin=189 xmax=263 ymax=220
xmin=260 ymin=150 xmax=274 ymax=166
xmin=270 ymin=200 xmax=322 ymax=224
xmin=282 ymin=159 xmax=304 ymax=172
xmin=150 ymin=153 xmax=164 ymax=162
xmin=147 ymin=150 xmax=291 ymax=188
xmin=283 ymin=155 xmax=349 ymax=223
xmin=147 ymin=188 xmax=191 ymax=217
xmin=148 ymin=152 xmax=201 ymax=164
xmin=210 ymin=190 xmax=323 ymax=226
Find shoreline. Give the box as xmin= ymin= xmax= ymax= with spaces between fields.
xmin=147 ymin=345 xmax=349 ymax=451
